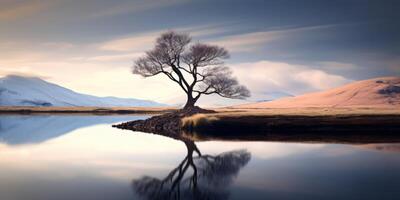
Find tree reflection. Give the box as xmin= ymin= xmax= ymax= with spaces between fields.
xmin=132 ymin=137 xmax=251 ymax=200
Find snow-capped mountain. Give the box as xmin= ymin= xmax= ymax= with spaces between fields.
xmin=0 ymin=75 xmax=165 ymax=107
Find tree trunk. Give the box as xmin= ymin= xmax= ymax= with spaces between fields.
xmin=183 ymin=94 xmax=197 ymax=110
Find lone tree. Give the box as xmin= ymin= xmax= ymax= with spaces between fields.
xmin=133 ymin=31 xmax=250 ymax=109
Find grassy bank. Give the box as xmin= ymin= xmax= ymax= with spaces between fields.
xmin=181 ymin=107 xmax=400 ymax=143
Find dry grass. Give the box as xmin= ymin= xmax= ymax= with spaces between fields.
xmin=181 ymin=114 xmax=219 ymax=128
xmin=182 ymin=107 xmax=400 ymax=129
xmin=180 ymin=107 xmax=400 ymax=144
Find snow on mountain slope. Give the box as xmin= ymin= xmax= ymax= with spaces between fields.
xmin=236 ymin=77 xmax=400 ymax=108
xmin=0 ymin=75 xmax=165 ymax=107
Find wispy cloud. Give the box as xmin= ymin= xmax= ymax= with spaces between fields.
xmin=98 ymin=24 xmax=236 ymax=52
xmin=318 ymin=61 xmax=358 ymax=69
xmin=0 ymin=66 xmax=50 ymax=79
xmin=86 ymin=53 xmax=143 ymax=62
xmin=0 ymin=0 xmax=50 ymax=21
xmin=42 ymin=42 xmax=75 ymax=50
xmin=210 ymin=24 xmax=342 ymax=52
xmin=317 ymin=61 xmax=359 ymax=72
xmin=90 ymin=23 xmax=342 ymax=59
xmin=99 ymin=32 xmax=158 ymax=52
xmin=232 ymin=60 xmax=351 ymax=96
xmin=210 ymin=31 xmax=282 ymax=52
xmin=90 ymin=0 xmax=188 ymax=18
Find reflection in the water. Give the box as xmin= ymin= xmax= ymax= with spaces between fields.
xmin=1 ymin=115 xmax=400 ymax=200
xmin=133 ymin=137 xmax=251 ymax=200
xmin=0 ymin=115 xmax=146 ymax=145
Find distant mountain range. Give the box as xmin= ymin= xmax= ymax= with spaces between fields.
xmin=236 ymin=77 xmax=400 ymax=108
xmin=0 ymin=75 xmax=165 ymax=107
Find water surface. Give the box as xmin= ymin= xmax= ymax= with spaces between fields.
xmin=0 ymin=115 xmax=399 ymax=200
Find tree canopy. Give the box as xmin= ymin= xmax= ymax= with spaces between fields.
xmin=133 ymin=31 xmax=250 ymax=109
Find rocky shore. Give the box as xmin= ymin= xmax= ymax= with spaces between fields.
xmin=112 ymin=106 xmax=215 ymax=136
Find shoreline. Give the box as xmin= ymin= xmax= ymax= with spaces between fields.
xmin=0 ymin=106 xmax=177 ymax=115
xmin=182 ymin=112 xmax=400 ymax=134
xmin=185 ymin=108 xmax=400 ymax=143
xmin=181 ymin=114 xmax=400 ymax=143
xmin=181 ymin=113 xmax=400 ymax=143
xmin=4 ymin=106 xmax=400 ymax=144
xmin=111 ymin=107 xmax=400 ymax=144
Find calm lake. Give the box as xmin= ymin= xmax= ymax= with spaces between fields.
xmin=0 ymin=115 xmax=399 ymax=200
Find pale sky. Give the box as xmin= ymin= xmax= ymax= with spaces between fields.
xmin=0 ymin=0 xmax=399 ymax=106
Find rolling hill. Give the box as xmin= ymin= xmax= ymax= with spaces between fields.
xmin=236 ymin=77 xmax=400 ymax=108
xmin=0 ymin=75 xmax=165 ymax=107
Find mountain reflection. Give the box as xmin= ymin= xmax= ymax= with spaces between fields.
xmin=0 ymin=115 xmax=146 ymax=145
xmin=132 ymin=137 xmax=251 ymax=200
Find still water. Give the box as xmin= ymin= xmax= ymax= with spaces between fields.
xmin=0 ymin=115 xmax=399 ymax=200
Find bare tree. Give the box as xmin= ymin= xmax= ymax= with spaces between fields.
xmin=133 ymin=31 xmax=250 ymax=109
